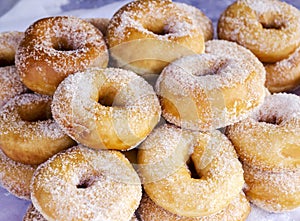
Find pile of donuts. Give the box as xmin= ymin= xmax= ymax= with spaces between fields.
xmin=0 ymin=0 xmax=299 ymax=220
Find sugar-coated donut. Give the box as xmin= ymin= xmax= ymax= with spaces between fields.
xmin=0 ymin=149 xmax=36 ymax=200
xmin=138 ymin=124 xmax=244 ymax=217
xmin=243 ymin=163 xmax=300 ymax=213
xmin=107 ymin=0 xmax=204 ymax=76
xmin=217 ymin=0 xmax=300 ymax=63
xmin=226 ymin=93 xmax=300 ymax=212
xmin=137 ymin=192 xmax=250 ymax=221
xmin=31 ymin=145 xmax=142 ymax=221
xmin=15 ymin=16 xmax=109 ymax=95
xmin=175 ymin=2 xmax=214 ymax=41
xmin=226 ymin=93 xmax=300 ymax=171
xmin=0 ymin=93 xmax=75 ymax=165
xmin=85 ymin=18 xmax=110 ymax=36
xmin=265 ymin=47 xmax=300 ymax=93
xmin=0 ymin=66 xmax=28 ymax=107
xmin=0 ymin=31 xmax=23 ymax=67
xmin=156 ymin=43 xmax=266 ymax=131
xmin=52 ymin=67 xmax=161 ymax=151
xmin=23 ymin=204 xmax=139 ymax=221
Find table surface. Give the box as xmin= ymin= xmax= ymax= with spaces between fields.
xmin=0 ymin=0 xmax=300 ymax=220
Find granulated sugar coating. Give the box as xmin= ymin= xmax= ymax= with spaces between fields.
xmin=0 ymin=66 xmax=28 ymax=107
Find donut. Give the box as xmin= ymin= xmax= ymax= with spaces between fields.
xmin=0 ymin=93 xmax=75 ymax=165
xmin=23 ymin=204 xmax=139 ymax=221
xmin=85 ymin=18 xmax=110 ymax=36
xmin=137 ymin=192 xmax=250 ymax=221
xmin=15 ymin=16 xmax=109 ymax=95
xmin=226 ymin=93 xmax=300 ymax=212
xmin=155 ymin=42 xmax=266 ymax=131
xmin=52 ymin=67 xmax=161 ymax=151
xmin=226 ymin=93 xmax=300 ymax=171
xmin=137 ymin=124 xmax=244 ymax=217
xmin=0 ymin=149 xmax=36 ymax=200
xmin=106 ymin=0 xmax=205 ymax=76
xmin=265 ymin=47 xmax=300 ymax=93
xmin=175 ymin=2 xmax=214 ymax=41
xmin=243 ymin=163 xmax=300 ymax=213
xmin=31 ymin=145 xmax=142 ymax=221
xmin=0 ymin=66 xmax=28 ymax=107
xmin=217 ymin=0 xmax=300 ymax=63
xmin=0 ymin=31 xmax=23 ymax=67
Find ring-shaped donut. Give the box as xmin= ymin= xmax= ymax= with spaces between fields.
xmin=52 ymin=67 xmax=161 ymax=150
xmin=218 ymin=0 xmax=300 ymax=63
xmin=31 ymin=145 xmax=142 ymax=221
xmin=107 ymin=0 xmax=205 ymax=76
xmin=156 ymin=51 xmax=265 ymax=131
xmin=0 ymin=93 xmax=75 ymax=165
xmin=15 ymin=16 xmax=109 ymax=95
xmin=138 ymin=124 xmax=244 ymax=217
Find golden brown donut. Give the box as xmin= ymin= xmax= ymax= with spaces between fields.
xmin=0 ymin=149 xmax=36 ymax=200
xmin=218 ymin=0 xmax=300 ymax=63
xmin=31 ymin=145 xmax=142 ymax=221
xmin=137 ymin=192 xmax=250 ymax=221
xmin=226 ymin=93 xmax=300 ymax=171
xmin=15 ymin=16 xmax=109 ymax=95
xmin=138 ymin=124 xmax=244 ymax=217
xmin=243 ymin=163 xmax=300 ymax=213
xmin=226 ymin=93 xmax=300 ymax=212
xmin=85 ymin=18 xmax=110 ymax=36
xmin=107 ymin=0 xmax=204 ymax=76
xmin=52 ymin=67 xmax=161 ymax=151
xmin=265 ymin=47 xmax=300 ymax=93
xmin=0 ymin=66 xmax=27 ymax=107
xmin=156 ymin=42 xmax=266 ymax=131
xmin=0 ymin=93 xmax=75 ymax=165
xmin=175 ymin=2 xmax=214 ymax=41
xmin=0 ymin=31 xmax=23 ymax=67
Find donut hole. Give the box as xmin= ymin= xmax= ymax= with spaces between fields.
xmin=259 ymin=16 xmax=285 ymax=30
xmin=0 ymin=58 xmax=14 ymax=67
xmin=98 ymin=86 xmax=123 ymax=107
xmin=18 ymin=102 xmax=52 ymax=122
xmin=144 ymin=22 xmax=169 ymax=36
xmin=258 ymin=115 xmax=283 ymax=125
xmin=193 ymin=59 xmax=227 ymax=77
xmin=76 ymin=177 xmax=95 ymax=189
xmin=52 ymin=37 xmax=77 ymax=51
xmin=261 ymin=21 xmax=282 ymax=30
xmin=187 ymin=158 xmax=201 ymax=179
